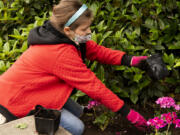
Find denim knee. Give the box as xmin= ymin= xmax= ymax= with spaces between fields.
xmin=60 ymin=109 xmax=85 ymax=135
xmin=63 ymin=98 xmax=84 ymax=117
xmin=71 ymin=118 xmax=85 ymax=135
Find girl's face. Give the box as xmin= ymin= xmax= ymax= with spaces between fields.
xmin=74 ymin=19 xmax=92 ymax=36
xmin=64 ymin=19 xmax=92 ymax=41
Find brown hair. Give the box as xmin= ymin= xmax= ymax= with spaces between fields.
xmin=50 ymin=0 xmax=93 ymax=33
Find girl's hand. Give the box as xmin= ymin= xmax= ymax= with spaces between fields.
xmin=138 ymin=54 xmax=169 ymax=80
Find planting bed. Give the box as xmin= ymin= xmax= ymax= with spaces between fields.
xmin=81 ymin=104 xmax=180 ymax=135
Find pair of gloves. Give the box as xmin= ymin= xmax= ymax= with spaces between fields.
xmin=120 ymin=54 xmax=169 ymax=132
xmin=85 ymin=54 xmax=169 ymax=132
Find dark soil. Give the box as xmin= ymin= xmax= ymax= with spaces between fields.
xmin=81 ymin=104 xmax=180 ymax=135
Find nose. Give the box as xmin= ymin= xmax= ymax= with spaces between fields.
xmin=87 ymin=27 xmax=91 ymax=34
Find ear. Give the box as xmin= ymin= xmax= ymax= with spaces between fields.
xmin=63 ymin=27 xmax=72 ymax=36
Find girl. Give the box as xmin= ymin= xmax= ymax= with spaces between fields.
xmin=0 ymin=0 xmax=167 ymax=134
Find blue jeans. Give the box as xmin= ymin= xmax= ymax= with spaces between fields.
xmin=60 ymin=98 xmax=85 ymax=135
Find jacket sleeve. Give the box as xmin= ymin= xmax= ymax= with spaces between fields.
xmin=52 ymin=46 xmax=124 ymax=112
xmin=86 ymin=40 xmax=126 ymax=65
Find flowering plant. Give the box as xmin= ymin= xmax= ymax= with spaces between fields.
xmin=147 ymin=97 xmax=180 ymax=135
xmin=86 ymin=100 xmax=101 ymax=109
xmin=85 ymin=100 xmax=115 ymax=131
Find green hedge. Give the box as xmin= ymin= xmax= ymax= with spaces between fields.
xmin=0 ymin=0 xmax=180 ymax=104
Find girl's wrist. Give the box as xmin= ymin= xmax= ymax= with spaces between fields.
xmin=121 ymin=54 xmax=133 ymax=66
xmin=131 ymin=56 xmax=148 ymax=67
xmin=117 ymin=104 xmax=130 ymax=117
xmin=121 ymin=54 xmax=148 ymax=67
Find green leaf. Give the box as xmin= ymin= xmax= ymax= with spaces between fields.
xmin=120 ymin=90 xmax=129 ymax=98
xmin=92 ymin=31 xmax=97 ymax=43
xmin=3 ymin=42 xmax=10 ymax=53
xmin=174 ymin=61 xmax=180 ymax=68
xmin=15 ymin=123 xmax=28 ymax=129
xmin=13 ymin=41 xmax=18 ymax=50
xmin=158 ymin=18 xmax=165 ymax=30
xmin=99 ymin=31 xmax=112 ymax=44
xmin=8 ymin=35 xmax=25 ymax=40
xmin=24 ymin=0 xmax=30 ymax=4
xmin=6 ymin=61 xmax=11 ymax=69
xmin=142 ymin=49 xmax=149 ymax=55
xmin=168 ymin=41 xmax=180 ymax=49
xmin=97 ymin=65 xmax=105 ymax=82
xmin=135 ymin=46 xmax=145 ymax=50
xmin=175 ymin=86 xmax=180 ymax=94
xmin=133 ymin=74 xmax=142 ymax=83
xmin=97 ymin=20 xmax=105 ymax=32
xmin=154 ymin=45 xmax=165 ymax=50
xmin=163 ymin=53 xmax=169 ymax=63
xmin=115 ymin=28 xmax=125 ymax=39
xmin=19 ymin=8 xmax=24 ymax=14
xmin=90 ymin=3 xmax=99 ymax=16
xmin=169 ymin=53 xmax=175 ymax=66
xmin=163 ymin=53 xmax=175 ymax=66
xmin=144 ymin=18 xmax=154 ymax=29
xmin=100 ymin=118 xmax=109 ymax=131
xmin=154 ymin=90 xmax=163 ymax=97
xmin=115 ymin=66 xmax=126 ymax=71
xmin=70 ymin=90 xmax=86 ymax=102
xmin=114 ymin=88 xmax=129 ymax=97
xmin=127 ymin=44 xmax=135 ymax=50
xmin=165 ymin=77 xmax=177 ymax=85
xmin=74 ymin=91 xmax=86 ymax=97
xmin=130 ymin=94 xmax=138 ymax=104
xmin=149 ymin=29 xmax=159 ymax=41
xmin=0 ymin=1 xmax=4 ymax=8
xmin=90 ymin=61 xmax=97 ymax=71
xmin=135 ymin=27 xmax=140 ymax=36
xmin=93 ymin=112 xmax=112 ymax=131
xmin=138 ymin=79 xmax=151 ymax=89
xmin=33 ymin=3 xmax=41 ymax=9
xmin=103 ymin=31 xmax=112 ymax=39
xmin=156 ymin=6 xmax=162 ymax=15
xmin=132 ymin=5 xmax=139 ymax=16
xmin=124 ymin=14 xmax=133 ymax=20
xmin=0 ymin=38 xmax=3 ymax=48
xmin=0 ymin=60 xmax=6 ymax=72
xmin=21 ymin=41 xmax=28 ymax=52
xmin=132 ymin=0 xmax=147 ymax=4
xmin=14 ymin=29 xmax=20 ymax=35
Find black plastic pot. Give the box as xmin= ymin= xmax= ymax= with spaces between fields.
xmin=34 ymin=106 xmax=61 ymax=135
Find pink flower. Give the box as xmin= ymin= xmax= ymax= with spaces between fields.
xmin=156 ymin=97 xmax=176 ymax=108
xmin=161 ymin=113 xmax=173 ymax=124
xmin=116 ymin=132 xmax=121 ymax=135
xmin=174 ymin=105 xmax=180 ymax=111
xmin=147 ymin=117 xmax=167 ymax=130
xmin=172 ymin=112 xmax=178 ymax=123
xmin=87 ymin=100 xmax=100 ymax=109
xmin=174 ymin=119 xmax=180 ymax=128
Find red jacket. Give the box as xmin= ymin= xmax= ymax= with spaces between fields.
xmin=0 ymin=40 xmax=126 ymax=117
